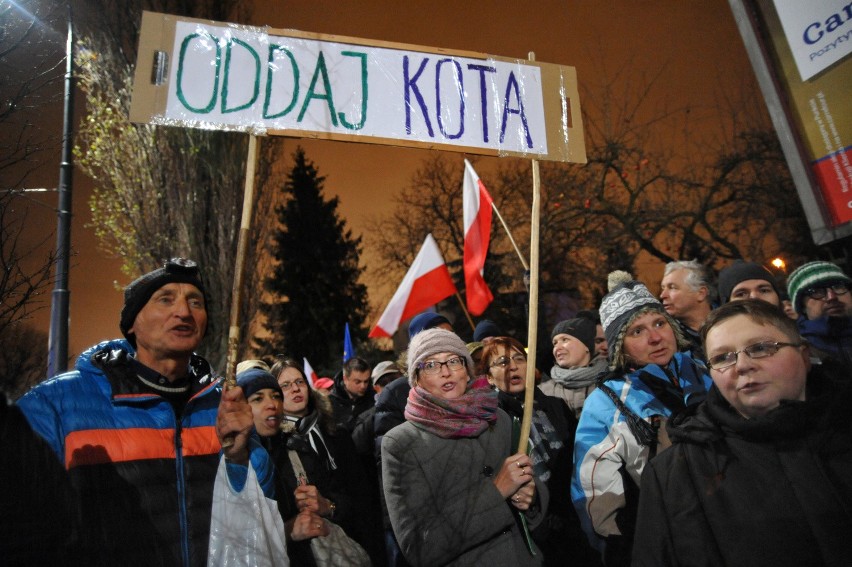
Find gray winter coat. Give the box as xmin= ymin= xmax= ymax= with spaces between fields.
xmin=381 ymin=409 xmax=546 ymax=567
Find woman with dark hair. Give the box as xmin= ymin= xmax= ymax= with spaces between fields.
xmin=479 ymin=336 xmax=600 ymax=567
xmin=382 ymin=328 xmax=546 ymax=566
xmin=238 ymin=359 xmax=368 ymax=566
xmin=571 ymin=272 xmax=713 ymax=566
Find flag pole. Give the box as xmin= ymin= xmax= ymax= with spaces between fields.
xmin=454 ymin=291 xmax=477 ymax=333
xmin=222 ymin=134 xmax=259 ymax=447
xmin=518 ymin=53 xmax=540 ymax=456
xmin=491 ymin=201 xmax=529 ymax=272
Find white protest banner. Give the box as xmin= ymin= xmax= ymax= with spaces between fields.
xmin=130 ymin=11 xmax=585 ymax=163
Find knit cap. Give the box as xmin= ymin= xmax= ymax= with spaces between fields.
xmin=718 ymin=260 xmax=779 ymax=304
xmin=787 ymin=261 xmax=852 ymax=312
xmin=599 ymin=271 xmax=667 ymax=367
xmin=550 ymin=318 xmax=596 ymax=357
xmin=473 ymin=319 xmax=502 ymax=342
xmin=236 ymin=367 xmax=282 ymax=399
xmin=408 ymin=312 xmax=451 ymax=339
xmin=407 ymin=328 xmax=474 ymax=386
xmin=119 ymin=258 xmax=207 ymax=346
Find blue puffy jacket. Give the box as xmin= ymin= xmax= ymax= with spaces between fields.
xmin=571 ymin=351 xmax=712 ymax=563
xmin=18 ymin=339 xmax=273 ymax=567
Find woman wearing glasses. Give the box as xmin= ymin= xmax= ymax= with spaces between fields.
xmin=572 ymin=272 xmax=713 ymax=567
xmin=238 ymin=359 xmax=368 ymax=565
xmin=479 ymin=336 xmax=600 ymax=567
xmin=382 ymin=328 xmax=545 ymax=566
xmin=633 ymin=299 xmax=852 ymax=566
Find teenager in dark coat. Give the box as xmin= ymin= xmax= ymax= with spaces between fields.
xmin=633 ymin=300 xmax=852 ymax=567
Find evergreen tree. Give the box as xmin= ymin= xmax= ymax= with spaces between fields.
xmin=257 ymin=148 xmax=369 ymax=373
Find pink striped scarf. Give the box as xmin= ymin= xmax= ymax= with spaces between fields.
xmin=405 ymin=377 xmax=498 ymax=439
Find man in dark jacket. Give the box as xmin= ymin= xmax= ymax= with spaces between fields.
xmin=633 ymin=299 xmax=852 ymax=566
xmin=329 ymin=356 xmax=374 ymax=433
xmin=17 ymin=258 xmax=272 ymax=566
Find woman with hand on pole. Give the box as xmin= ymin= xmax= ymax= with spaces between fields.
xmin=480 ymin=336 xmax=601 ymax=566
xmin=381 ymin=328 xmax=546 ymax=566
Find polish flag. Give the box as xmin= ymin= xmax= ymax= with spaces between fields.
xmin=368 ymin=234 xmax=457 ymax=338
xmin=303 ymin=357 xmax=319 ymax=387
xmin=462 ymin=159 xmax=494 ymax=315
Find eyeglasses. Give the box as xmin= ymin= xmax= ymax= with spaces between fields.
xmin=418 ymin=357 xmax=466 ymax=375
xmin=804 ymin=283 xmax=850 ymax=300
xmin=279 ymin=379 xmax=307 ymax=391
xmin=489 ymin=354 xmax=527 ymax=369
xmin=706 ymin=341 xmax=801 ymax=371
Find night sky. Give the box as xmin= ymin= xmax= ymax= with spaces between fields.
xmin=16 ymin=0 xmax=758 ymax=361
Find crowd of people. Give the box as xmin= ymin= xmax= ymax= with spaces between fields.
xmin=4 ymin=255 xmax=851 ymax=566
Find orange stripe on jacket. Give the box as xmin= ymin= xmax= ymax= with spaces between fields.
xmin=65 ymin=426 xmax=219 ymax=469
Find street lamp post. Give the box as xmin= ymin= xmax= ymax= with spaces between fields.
xmin=47 ymin=2 xmax=74 ymax=377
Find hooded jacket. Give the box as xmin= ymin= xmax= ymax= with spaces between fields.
xmin=633 ymin=366 xmax=852 ymax=566
xmin=17 ymin=339 xmax=274 ymax=567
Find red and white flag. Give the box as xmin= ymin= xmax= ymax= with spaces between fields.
xmin=303 ymin=357 xmax=319 ymax=387
xmin=462 ymin=159 xmax=494 ymax=315
xmin=369 ymin=234 xmax=457 ymax=338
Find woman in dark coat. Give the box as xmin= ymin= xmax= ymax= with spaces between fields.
xmin=382 ymin=328 xmax=547 ymax=567
xmin=238 ymin=360 xmax=368 ymax=566
xmin=633 ymin=300 xmax=852 ymax=566
xmin=479 ymin=336 xmax=601 ymax=566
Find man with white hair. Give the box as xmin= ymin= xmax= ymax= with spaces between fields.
xmin=660 ymin=259 xmax=716 ymax=357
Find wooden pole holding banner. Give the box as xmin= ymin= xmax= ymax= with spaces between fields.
xmin=517 ymin=52 xmax=540 ymax=456
xmin=221 ymin=134 xmax=259 ymax=447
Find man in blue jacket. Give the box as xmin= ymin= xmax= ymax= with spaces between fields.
xmin=17 ymin=258 xmax=273 ymax=566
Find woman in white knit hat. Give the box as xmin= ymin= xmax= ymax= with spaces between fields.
xmin=381 ymin=328 xmax=546 ymax=566
xmin=571 ymin=271 xmax=713 ymax=567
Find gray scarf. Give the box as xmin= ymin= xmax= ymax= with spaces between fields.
xmin=549 ymin=356 xmax=608 ymax=389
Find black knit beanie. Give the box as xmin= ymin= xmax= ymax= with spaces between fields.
xmin=119 ymin=258 xmax=207 ymax=346
xmin=550 ymin=318 xmax=596 ymax=357
xmin=473 ymin=319 xmax=503 ymax=342
xmin=717 ymin=260 xmax=779 ymax=304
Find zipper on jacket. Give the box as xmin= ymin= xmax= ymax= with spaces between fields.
xmin=174 ymin=417 xmax=191 ymax=566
